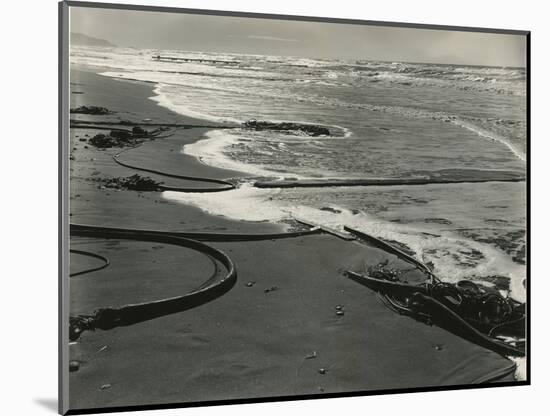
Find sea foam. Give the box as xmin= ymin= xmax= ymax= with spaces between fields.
xmin=163 ymin=183 xmax=526 ymax=302
xmin=182 ymin=130 xmax=287 ymax=178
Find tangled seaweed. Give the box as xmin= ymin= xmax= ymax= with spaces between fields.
xmin=87 ymin=126 xmax=168 ymax=149
xmin=244 ymin=118 xmax=330 ymax=137
xmin=88 ymin=132 xmax=141 ymax=148
xmin=365 ymin=262 xmax=524 ymax=340
xmin=70 ymin=105 xmax=113 ymax=115
xmin=97 ymin=174 xmax=163 ymax=191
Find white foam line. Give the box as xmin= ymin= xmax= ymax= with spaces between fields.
xmin=452 ymin=119 xmax=526 ymax=162
xmin=254 ymin=118 xmax=353 ymax=138
xmin=163 ymin=182 xmax=526 ymax=303
xmin=182 ymin=129 xmax=360 ymax=180
xmin=182 ymin=130 xmax=289 ymax=178
xmin=511 ymin=356 xmax=527 ymax=380
xmin=369 ymin=104 xmax=524 ymax=161
xmin=163 ymin=183 xmax=289 ymax=222
xmin=150 ymin=83 xmax=242 ymax=124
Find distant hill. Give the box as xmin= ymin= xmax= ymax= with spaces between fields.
xmin=70 ymin=33 xmax=115 ymax=47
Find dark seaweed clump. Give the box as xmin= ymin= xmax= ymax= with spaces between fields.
xmin=88 ymin=127 xmax=158 ymax=149
xmin=70 ymin=105 xmax=113 ymax=115
xmin=244 ymin=119 xmax=330 ymax=137
xmin=98 ymin=174 xmax=163 ymax=191
xmin=88 ymin=131 xmax=140 ymax=148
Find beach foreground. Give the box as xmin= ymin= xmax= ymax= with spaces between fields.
xmin=68 ymin=68 xmax=517 ymax=411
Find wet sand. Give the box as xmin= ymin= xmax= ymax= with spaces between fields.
xmin=68 ymin=67 xmax=516 ymax=411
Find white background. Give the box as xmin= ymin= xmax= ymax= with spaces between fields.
xmin=1 ymin=0 xmax=547 ymax=414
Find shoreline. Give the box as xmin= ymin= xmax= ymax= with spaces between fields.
xmin=68 ymin=65 xmax=521 ymax=410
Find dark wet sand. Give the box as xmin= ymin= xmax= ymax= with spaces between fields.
xmin=68 ymin=67 xmax=516 ymax=411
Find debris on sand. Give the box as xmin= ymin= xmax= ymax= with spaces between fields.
xmin=70 ymin=105 xmax=114 ymax=115
xmin=244 ymin=119 xmax=330 ymax=137
xmin=366 ymin=260 xmax=401 ymax=282
xmin=69 ymin=361 xmax=80 ymax=372
xmin=320 ymin=206 xmax=342 ymax=214
xmin=95 ymin=174 xmax=163 ymax=192
xmin=88 ymin=127 xmax=163 ymax=149
xmin=109 ymin=130 xmax=133 ymax=140
xmin=131 ymin=126 xmax=149 ymax=137
xmin=88 ymin=132 xmax=142 ymax=148
xmin=88 ymin=133 xmax=126 ymax=148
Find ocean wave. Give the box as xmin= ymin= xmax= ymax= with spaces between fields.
xmin=182 ymin=127 xmax=352 ymax=180
xmin=451 ymin=118 xmax=525 ymax=161
xmin=86 ymin=48 xmax=524 ymax=164
xmin=183 ymin=130 xmax=287 ymax=178
xmin=150 ymin=83 xmax=241 ymax=124
xmin=72 ymin=45 xmax=526 ymax=305
xmin=142 ymin=70 xmax=521 ymax=162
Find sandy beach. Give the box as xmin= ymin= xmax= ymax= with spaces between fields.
xmin=67 ymin=67 xmax=519 ymax=411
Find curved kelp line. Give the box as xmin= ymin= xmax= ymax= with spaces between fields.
xmin=69 ymin=225 xmax=237 ymax=341
xmin=69 ymin=119 xmax=237 ymax=129
xmin=69 ymin=249 xmax=110 ymax=277
xmin=113 ymin=145 xmax=237 ymax=192
xmin=71 ymin=223 xmax=323 ymax=242
xmin=254 ymin=175 xmax=525 ymax=189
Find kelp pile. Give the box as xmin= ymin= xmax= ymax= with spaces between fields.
xmin=87 ymin=127 xmax=168 ymax=149
xmin=243 ymin=118 xmax=330 ymax=137
xmin=347 ymin=261 xmax=525 ymax=357
xmin=367 ymin=262 xmax=524 ymax=338
xmin=95 ymin=174 xmax=163 ymax=192
xmin=70 ymin=105 xmax=114 ymax=115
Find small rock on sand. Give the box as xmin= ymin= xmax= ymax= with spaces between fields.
xmin=69 ymin=361 xmax=80 ymax=372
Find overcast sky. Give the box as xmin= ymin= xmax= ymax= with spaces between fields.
xmin=70 ymin=6 xmax=526 ymax=67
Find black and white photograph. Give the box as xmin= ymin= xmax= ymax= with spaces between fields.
xmin=59 ymin=1 xmax=529 ymax=414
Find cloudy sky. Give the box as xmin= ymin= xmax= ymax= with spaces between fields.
xmin=70 ymin=6 xmax=526 ymax=67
